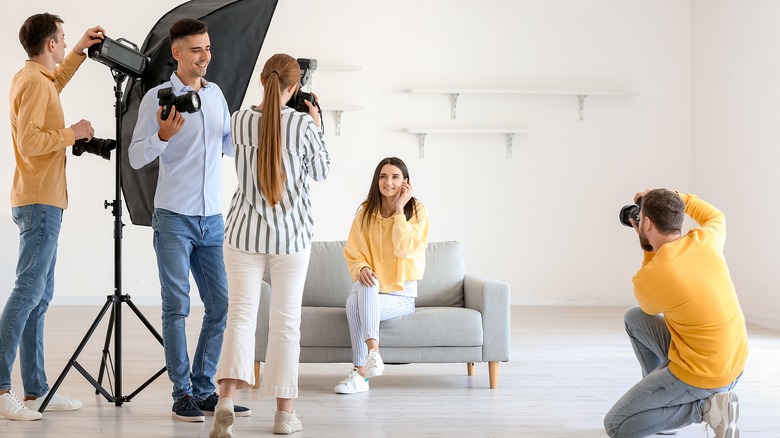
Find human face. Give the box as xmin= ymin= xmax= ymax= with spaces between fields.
xmin=377 ymin=164 xmax=406 ymax=199
xmin=52 ymin=23 xmax=66 ymax=64
xmin=636 ymin=212 xmax=653 ymax=252
xmin=172 ymin=33 xmax=211 ymax=83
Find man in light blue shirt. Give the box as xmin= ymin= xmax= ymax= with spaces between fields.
xmin=128 ymin=18 xmax=248 ymax=423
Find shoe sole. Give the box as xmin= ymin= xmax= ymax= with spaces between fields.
xmin=365 ymin=367 xmax=383 ymax=379
xmin=210 ymin=408 xmax=235 ymax=438
xmin=172 ymin=412 xmax=205 ymax=422
xmin=273 ymin=421 xmax=302 ymax=434
xmin=718 ymin=392 xmax=739 ymax=438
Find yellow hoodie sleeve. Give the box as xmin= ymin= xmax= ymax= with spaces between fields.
xmin=392 ymin=201 xmax=429 ymax=259
xmin=344 ymin=208 xmax=372 ymax=281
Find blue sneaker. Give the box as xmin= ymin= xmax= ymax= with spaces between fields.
xmin=197 ymin=393 xmax=251 ymax=417
xmin=172 ymin=396 xmax=205 ymax=422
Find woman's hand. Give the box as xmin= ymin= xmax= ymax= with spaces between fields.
xmin=358 ymin=266 xmax=377 ymax=287
xmin=304 ymin=91 xmax=321 ymax=128
xmin=395 ymin=180 xmax=413 ymax=215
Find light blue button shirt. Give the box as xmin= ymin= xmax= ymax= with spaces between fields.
xmin=128 ymin=72 xmax=233 ymax=217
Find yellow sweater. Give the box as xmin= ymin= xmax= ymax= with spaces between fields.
xmin=9 ymin=51 xmax=84 ymax=209
xmin=344 ymin=201 xmax=429 ymax=294
xmin=633 ymin=193 xmax=748 ymax=388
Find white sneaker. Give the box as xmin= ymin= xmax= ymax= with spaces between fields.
xmin=273 ymin=409 xmax=302 ymax=435
xmin=702 ymin=391 xmax=739 ymax=438
xmin=334 ymin=370 xmax=369 ymax=394
xmin=364 ymin=349 xmax=385 ymax=379
xmin=24 ymin=392 xmax=82 ymax=412
xmin=209 ymin=397 xmax=235 ymax=438
xmin=0 ymin=390 xmax=43 ymax=421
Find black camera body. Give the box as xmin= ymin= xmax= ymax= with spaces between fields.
xmin=619 ymin=198 xmax=643 ymax=227
xmin=286 ymin=58 xmax=318 ymax=113
xmin=72 ymin=137 xmax=117 ymax=160
xmin=157 ymin=87 xmax=201 ymax=121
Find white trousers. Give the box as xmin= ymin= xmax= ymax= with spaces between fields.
xmin=346 ymin=281 xmax=416 ymax=366
xmin=215 ymin=244 xmax=311 ymax=398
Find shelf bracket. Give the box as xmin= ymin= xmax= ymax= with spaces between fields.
xmin=418 ymin=133 xmax=427 ymax=158
xmin=578 ymin=95 xmax=587 ymax=121
xmin=450 ymin=93 xmax=460 ymax=119
xmin=506 ymin=133 xmax=515 ymax=159
xmin=335 ymin=110 xmax=344 ymax=136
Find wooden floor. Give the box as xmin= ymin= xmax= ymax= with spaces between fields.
xmin=0 ymin=305 xmax=778 ymax=437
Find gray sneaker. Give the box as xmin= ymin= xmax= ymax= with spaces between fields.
xmin=273 ymin=410 xmax=302 ymax=435
xmin=702 ymin=391 xmax=739 ymax=438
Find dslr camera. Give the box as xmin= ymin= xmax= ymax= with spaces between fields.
xmin=286 ymin=58 xmax=318 ymax=113
xmin=72 ymin=137 xmax=116 ymax=160
xmin=619 ymin=198 xmax=642 ymax=227
xmin=157 ymin=87 xmax=201 ymax=121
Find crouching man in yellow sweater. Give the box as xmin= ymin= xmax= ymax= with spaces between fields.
xmin=604 ymin=189 xmax=748 ymax=438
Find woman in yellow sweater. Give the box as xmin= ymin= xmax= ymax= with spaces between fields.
xmin=334 ymin=157 xmax=429 ymax=394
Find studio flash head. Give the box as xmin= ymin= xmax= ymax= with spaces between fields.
xmin=286 ymin=58 xmax=318 ymax=113
xmin=157 ymin=87 xmax=201 ymax=121
xmin=87 ymin=36 xmax=149 ymax=78
xmin=619 ymin=198 xmax=643 ymax=227
xmin=72 ymin=137 xmax=117 ymax=160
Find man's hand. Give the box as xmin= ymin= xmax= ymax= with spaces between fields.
xmin=634 ymin=188 xmax=651 ymax=204
xmin=157 ymin=106 xmax=185 ymax=142
xmin=70 ymin=119 xmax=94 ymax=141
xmin=73 ymin=26 xmax=106 ymax=56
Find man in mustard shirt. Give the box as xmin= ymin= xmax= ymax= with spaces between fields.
xmin=0 ymin=13 xmax=106 ymax=421
xmin=604 ymin=189 xmax=748 ymax=438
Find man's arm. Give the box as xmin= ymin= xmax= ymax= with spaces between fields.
xmin=128 ymin=90 xmax=184 ymax=169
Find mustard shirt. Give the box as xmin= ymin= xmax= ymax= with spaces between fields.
xmin=344 ymin=201 xmax=429 ymax=294
xmin=9 ymin=51 xmax=85 ymax=209
xmin=633 ymin=193 xmax=748 ymax=388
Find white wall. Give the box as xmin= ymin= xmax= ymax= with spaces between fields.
xmin=0 ymin=1 xmax=692 ymax=309
xmin=691 ymin=0 xmax=780 ymax=328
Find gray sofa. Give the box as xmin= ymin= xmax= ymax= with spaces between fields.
xmin=254 ymin=240 xmax=510 ymax=388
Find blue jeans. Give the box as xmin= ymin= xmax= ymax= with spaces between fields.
xmin=604 ymin=306 xmax=740 ymax=437
xmin=0 ymin=204 xmax=62 ymax=397
xmin=152 ymin=209 xmax=228 ymax=401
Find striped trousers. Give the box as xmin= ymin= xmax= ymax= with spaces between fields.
xmin=345 ymin=281 xmax=415 ymax=366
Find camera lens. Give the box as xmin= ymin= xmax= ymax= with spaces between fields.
xmin=619 ymin=198 xmax=643 ymax=227
xmin=72 ymin=137 xmax=116 ymax=160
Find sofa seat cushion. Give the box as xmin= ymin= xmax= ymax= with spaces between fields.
xmin=299 ymin=306 xmax=483 ymax=348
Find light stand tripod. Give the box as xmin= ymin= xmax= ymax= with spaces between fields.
xmin=40 ymin=70 xmax=166 ymax=410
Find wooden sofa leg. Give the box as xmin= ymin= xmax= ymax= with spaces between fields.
xmin=488 ymin=361 xmax=499 ymax=389
xmin=467 ymin=362 xmax=475 ymax=376
xmin=254 ymin=361 xmax=262 ymax=388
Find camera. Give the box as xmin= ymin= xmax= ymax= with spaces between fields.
xmin=286 ymin=58 xmax=318 ymax=113
xmin=72 ymin=137 xmax=117 ymax=160
xmin=619 ymin=197 xmax=643 ymax=227
xmin=157 ymin=87 xmax=201 ymax=121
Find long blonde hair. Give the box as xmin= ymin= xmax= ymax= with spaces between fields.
xmin=258 ymin=54 xmax=299 ymax=206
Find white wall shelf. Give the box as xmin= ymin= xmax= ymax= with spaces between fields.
xmin=323 ymin=105 xmax=364 ymax=135
xmin=405 ymin=88 xmax=639 ymax=120
xmin=405 ymin=128 xmax=530 ymax=158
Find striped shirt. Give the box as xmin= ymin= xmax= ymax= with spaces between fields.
xmin=225 ymin=106 xmax=330 ymax=254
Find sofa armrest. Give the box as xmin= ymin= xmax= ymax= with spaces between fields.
xmin=463 ymin=274 xmax=510 ymax=362
xmin=254 ymin=280 xmax=272 ymax=362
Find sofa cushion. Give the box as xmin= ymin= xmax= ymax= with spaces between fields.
xmin=301 ymin=241 xmax=353 ymax=307
xmin=299 ymin=306 xmax=482 ymax=348
xmin=416 ymin=241 xmax=465 ymax=307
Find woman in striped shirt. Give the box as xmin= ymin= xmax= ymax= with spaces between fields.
xmin=211 ymin=53 xmax=330 ymax=437
xmin=334 ymin=157 xmax=430 ymax=394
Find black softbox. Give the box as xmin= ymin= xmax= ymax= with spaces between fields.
xmin=120 ymin=0 xmax=278 ymax=226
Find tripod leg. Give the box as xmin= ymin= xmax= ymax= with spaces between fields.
xmin=96 ymin=304 xmax=116 ymax=393
xmin=39 ymin=298 xmax=114 ymax=412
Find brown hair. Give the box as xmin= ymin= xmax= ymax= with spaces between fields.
xmin=257 ymin=54 xmax=299 ymax=205
xmin=641 ymin=189 xmax=685 ymax=235
xmin=169 ymin=18 xmax=208 ymax=45
xmin=361 ymin=157 xmax=418 ymax=228
xmin=19 ymin=13 xmax=63 ymax=58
